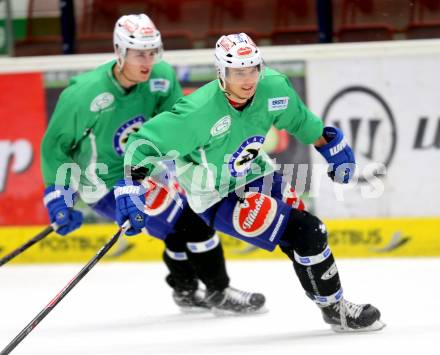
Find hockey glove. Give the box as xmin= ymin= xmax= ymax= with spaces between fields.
xmin=43 ymin=186 xmax=83 ymax=236
xmin=315 ymin=127 xmax=356 ymax=184
xmin=114 ymin=179 xmax=147 ymax=236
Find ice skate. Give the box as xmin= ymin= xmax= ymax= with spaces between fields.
xmin=205 ymin=287 xmax=266 ymax=315
xmin=172 ymin=287 xmax=210 ymax=313
xmin=320 ymin=298 xmax=385 ymax=332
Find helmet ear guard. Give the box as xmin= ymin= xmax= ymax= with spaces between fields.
xmin=113 ymin=14 xmax=163 ymax=69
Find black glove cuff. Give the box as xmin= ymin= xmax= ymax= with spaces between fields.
xmin=125 ymin=166 xmax=149 ymax=181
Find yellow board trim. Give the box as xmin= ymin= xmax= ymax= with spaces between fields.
xmin=1 ymin=217 xmax=440 ymax=264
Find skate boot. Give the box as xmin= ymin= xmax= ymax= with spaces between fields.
xmin=172 ymin=286 xmax=211 ymax=313
xmin=205 ymin=286 xmax=266 ymax=315
xmin=320 ymin=297 xmax=385 ymax=332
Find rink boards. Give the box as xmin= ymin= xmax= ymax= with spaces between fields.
xmin=1 ymin=217 xmax=440 ymax=263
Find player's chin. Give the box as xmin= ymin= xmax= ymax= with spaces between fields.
xmin=240 ymin=89 xmax=256 ymax=98
xmin=138 ymin=70 xmax=151 ymax=82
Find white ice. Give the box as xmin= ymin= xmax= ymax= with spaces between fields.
xmin=1 ymin=258 xmax=439 ymax=355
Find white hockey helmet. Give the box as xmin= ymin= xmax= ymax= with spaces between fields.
xmin=113 ymin=14 xmax=163 ymax=68
xmin=214 ymin=33 xmax=263 ymax=85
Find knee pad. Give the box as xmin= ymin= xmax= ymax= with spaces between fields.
xmin=280 ymin=210 xmax=341 ymax=300
xmin=280 ymin=209 xmax=329 ymax=258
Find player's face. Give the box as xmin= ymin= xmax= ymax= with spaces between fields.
xmin=225 ymin=66 xmax=260 ymax=101
xmin=123 ymin=48 xmax=158 ymax=82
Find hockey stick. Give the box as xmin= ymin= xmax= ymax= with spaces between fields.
xmin=0 ymin=225 xmax=55 ymax=267
xmin=0 ymin=221 xmax=130 ymax=355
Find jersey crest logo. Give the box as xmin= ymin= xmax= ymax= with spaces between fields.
xmin=210 ymin=116 xmax=231 ymax=137
xmin=229 ymin=136 xmax=265 ymax=177
xmin=232 ymin=192 xmax=277 ymax=237
xmin=268 ymin=97 xmax=289 ymax=111
xmin=90 ymin=92 xmax=115 ymax=112
xmin=113 ymin=116 xmax=146 ymax=156
xmin=150 ymin=79 xmax=170 ymax=93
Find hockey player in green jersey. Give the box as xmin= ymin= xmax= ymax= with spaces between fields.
xmin=117 ymin=33 xmax=385 ymax=331
xmin=41 ymin=16 xmax=266 ymax=314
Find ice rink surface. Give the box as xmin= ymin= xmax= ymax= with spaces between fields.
xmin=1 ymin=258 xmax=439 ymax=355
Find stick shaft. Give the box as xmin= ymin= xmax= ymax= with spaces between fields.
xmin=0 ymin=227 xmax=123 ymax=355
xmin=0 ymin=226 xmax=53 ymax=267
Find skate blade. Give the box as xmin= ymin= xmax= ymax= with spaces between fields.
xmin=212 ymin=306 xmax=269 ymax=317
xmin=331 ymin=319 xmax=386 ymax=333
xmin=178 ymin=306 xmax=211 ymax=314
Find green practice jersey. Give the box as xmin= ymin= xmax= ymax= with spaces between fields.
xmin=125 ymin=67 xmax=323 ymax=212
xmin=41 ymin=59 xmax=182 ymax=203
